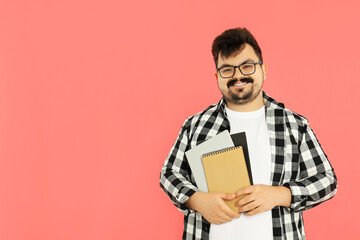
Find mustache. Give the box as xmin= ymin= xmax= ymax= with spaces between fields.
xmin=227 ymin=77 xmax=254 ymax=88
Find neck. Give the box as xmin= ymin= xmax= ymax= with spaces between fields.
xmin=226 ymin=93 xmax=265 ymax=112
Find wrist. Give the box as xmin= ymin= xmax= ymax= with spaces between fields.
xmin=185 ymin=191 xmax=202 ymax=211
xmin=276 ymin=186 xmax=292 ymax=207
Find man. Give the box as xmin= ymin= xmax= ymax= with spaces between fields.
xmin=159 ymin=27 xmax=337 ymax=240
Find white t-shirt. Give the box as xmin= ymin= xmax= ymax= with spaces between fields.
xmin=209 ymin=106 xmax=273 ymax=240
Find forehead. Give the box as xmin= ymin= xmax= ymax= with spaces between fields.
xmin=218 ymin=44 xmax=259 ymax=67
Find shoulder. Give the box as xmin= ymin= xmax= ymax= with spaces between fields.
xmin=284 ymin=108 xmax=309 ymax=127
xmin=181 ymin=101 xmax=223 ymax=134
xmin=264 ymin=92 xmax=309 ymax=132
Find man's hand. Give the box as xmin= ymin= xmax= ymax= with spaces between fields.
xmin=185 ymin=192 xmax=241 ymax=224
xmin=235 ymin=185 xmax=291 ymax=216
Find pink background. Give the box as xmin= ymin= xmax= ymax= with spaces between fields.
xmin=0 ymin=0 xmax=358 ymax=239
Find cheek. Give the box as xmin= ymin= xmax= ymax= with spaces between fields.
xmin=217 ymin=79 xmax=225 ymax=87
xmin=217 ymin=80 xmax=228 ymax=92
xmin=253 ymin=75 xmax=264 ymax=86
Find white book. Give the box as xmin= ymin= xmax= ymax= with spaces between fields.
xmin=185 ymin=130 xmax=234 ymax=192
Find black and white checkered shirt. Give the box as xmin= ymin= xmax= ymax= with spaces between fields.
xmin=160 ymin=92 xmax=337 ymax=240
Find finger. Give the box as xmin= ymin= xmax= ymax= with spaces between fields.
xmin=237 ymin=200 xmax=256 ymax=213
xmin=216 ymin=198 xmax=240 ymax=219
xmin=222 ymin=205 xmax=241 ymax=219
xmin=239 ymin=200 xmax=259 ymax=213
xmin=225 ymin=210 xmax=241 ymax=219
xmin=245 ymin=206 xmax=264 ymax=216
xmin=212 ymin=212 xmax=231 ymax=224
xmin=235 ymin=193 xmax=256 ymax=207
xmin=209 ymin=216 xmax=226 ymax=225
xmin=219 ymin=193 xmax=236 ymax=200
xmin=235 ymin=186 xmax=254 ymax=197
xmin=219 ymin=212 xmax=233 ymax=223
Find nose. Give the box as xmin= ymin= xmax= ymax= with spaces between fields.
xmin=233 ymin=66 xmax=244 ymax=79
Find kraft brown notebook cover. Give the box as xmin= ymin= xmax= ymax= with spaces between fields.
xmin=201 ymin=146 xmax=251 ymax=213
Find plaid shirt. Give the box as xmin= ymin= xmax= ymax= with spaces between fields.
xmin=160 ymin=92 xmax=337 ymax=240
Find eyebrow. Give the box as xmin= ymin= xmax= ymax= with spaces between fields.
xmin=218 ymin=58 xmax=255 ymax=68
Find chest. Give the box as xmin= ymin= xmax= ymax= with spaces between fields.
xmin=187 ymin=116 xmax=302 ymax=184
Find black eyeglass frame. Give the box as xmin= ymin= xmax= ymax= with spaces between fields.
xmin=216 ymin=62 xmax=263 ymax=78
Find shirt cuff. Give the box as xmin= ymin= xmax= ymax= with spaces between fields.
xmin=282 ymin=182 xmax=308 ymax=212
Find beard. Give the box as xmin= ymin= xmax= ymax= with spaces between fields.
xmin=223 ymin=77 xmax=263 ymax=105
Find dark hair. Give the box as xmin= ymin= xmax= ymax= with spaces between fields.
xmin=212 ymin=27 xmax=263 ymax=68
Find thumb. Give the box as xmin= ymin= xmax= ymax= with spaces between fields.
xmin=219 ymin=193 xmax=236 ymax=200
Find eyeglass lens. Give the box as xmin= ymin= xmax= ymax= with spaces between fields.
xmin=220 ymin=63 xmax=256 ymax=78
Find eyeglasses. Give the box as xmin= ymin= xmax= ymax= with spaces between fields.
xmin=216 ymin=62 xmax=263 ymax=78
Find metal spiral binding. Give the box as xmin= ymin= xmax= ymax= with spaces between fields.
xmin=202 ymin=146 xmax=240 ymax=158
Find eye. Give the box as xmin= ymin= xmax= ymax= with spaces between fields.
xmin=221 ymin=67 xmax=233 ymax=73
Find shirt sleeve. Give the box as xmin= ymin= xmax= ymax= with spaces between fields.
xmin=282 ymin=123 xmax=337 ymax=213
xmin=159 ymin=119 xmax=198 ymax=215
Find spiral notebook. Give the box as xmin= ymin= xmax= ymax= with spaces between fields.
xmin=185 ymin=130 xmax=234 ymax=192
xmin=201 ymin=146 xmax=251 ymax=213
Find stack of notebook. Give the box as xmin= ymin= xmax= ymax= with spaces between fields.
xmin=185 ymin=130 xmax=252 ymax=212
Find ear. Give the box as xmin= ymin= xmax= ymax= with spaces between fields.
xmin=215 ymin=72 xmax=218 ymax=80
xmin=262 ymin=63 xmax=268 ymax=80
